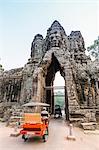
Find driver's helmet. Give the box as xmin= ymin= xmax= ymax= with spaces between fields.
xmin=42 ymin=107 xmax=46 ymax=110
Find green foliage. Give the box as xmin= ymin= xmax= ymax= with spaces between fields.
xmin=87 ymin=37 xmax=99 ymax=60
xmin=54 ymin=96 xmax=65 ymax=108
xmin=0 ymin=64 xmax=4 ymax=71
xmin=54 ymin=91 xmax=65 ymax=108
xmin=0 ymin=64 xmax=2 ymax=67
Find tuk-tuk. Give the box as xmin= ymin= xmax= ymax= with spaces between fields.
xmin=20 ymin=102 xmax=50 ymax=142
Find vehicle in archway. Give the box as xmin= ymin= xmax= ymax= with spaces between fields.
xmin=54 ymin=105 xmax=62 ymax=118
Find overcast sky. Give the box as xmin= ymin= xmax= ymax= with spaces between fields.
xmin=0 ymin=0 xmax=99 ymax=71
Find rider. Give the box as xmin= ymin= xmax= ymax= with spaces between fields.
xmin=41 ymin=107 xmax=49 ymax=124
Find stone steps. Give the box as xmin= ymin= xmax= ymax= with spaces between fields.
xmin=6 ymin=108 xmax=23 ymax=127
xmin=69 ymin=118 xmax=84 ymax=126
xmin=81 ymin=122 xmax=97 ymax=130
xmin=84 ymin=130 xmax=99 ymax=134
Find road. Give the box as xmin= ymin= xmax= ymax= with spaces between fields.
xmin=0 ymin=119 xmax=99 ymax=150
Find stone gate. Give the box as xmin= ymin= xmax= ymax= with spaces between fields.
xmin=0 ymin=21 xmax=99 ymax=124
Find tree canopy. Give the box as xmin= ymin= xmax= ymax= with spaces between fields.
xmin=87 ymin=37 xmax=99 ymax=60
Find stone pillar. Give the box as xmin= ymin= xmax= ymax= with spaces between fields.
xmin=87 ymin=78 xmax=95 ymax=107
xmin=64 ymin=65 xmax=80 ymax=114
xmin=36 ymin=67 xmax=45 ymax=102
xmin=37 ymin=69 xmax=43 ymax=102
xmin=83 ymin=80 xmax=88 ymax=106
xmin=51 ymin=83 xmax=54 ymax=114
xmin=32 ymin=76 xmax=38 ymax=101
xmin=96 ymin=80 xmax=99 ymax=93
xmin=96 ymin=79 xmax=99 ymax=106
xmin=65 ymin=85 xmax=69 ymax=120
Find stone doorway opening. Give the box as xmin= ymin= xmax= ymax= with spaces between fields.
xmin=45 ymin=53 xmax=69 ymax=120
xmin=54 ymin=72 xmax=65 ymax=118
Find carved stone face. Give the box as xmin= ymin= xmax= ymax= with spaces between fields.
xmin=34 ymin=39 xmax=43 ymax=53
xmin=49 ymin=30 xmax=62 ymax=47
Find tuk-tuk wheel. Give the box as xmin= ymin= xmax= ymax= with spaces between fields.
xmin=42 ymin=134 xmax=48 ymax=142
xmin=22 ymin=135 xmax=28 ymax=142
xmin=46 ymin=127 xmax=49 ymax=135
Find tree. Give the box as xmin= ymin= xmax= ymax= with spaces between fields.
xmin=87 ymin=37 xmax=99 ymax=60
xmin=54 ymin=91 xmax=65 ymax=108
xmin=0 ymin=64 xmax=4 ymax=73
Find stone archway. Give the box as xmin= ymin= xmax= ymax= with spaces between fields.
xmin=43 ymin=53 xmax=69 ymax=120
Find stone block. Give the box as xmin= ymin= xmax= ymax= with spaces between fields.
xmin=84 ymin=130 xmax=99 ymax=135
xmin=66 ymin=135 xmax=76 ymax=141
xmin=81 ymin=122 xmax=97 ymax=130
xmin=10 ymin=132 xmax=20 ymax=137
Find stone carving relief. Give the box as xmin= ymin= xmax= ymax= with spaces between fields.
xmin=44 ymin=20 xmax=68 ymax=51
xmin=1 ymin=79 xmax=22 ymax=103
xmin=48 ymin=30 xmax=62 ymax=48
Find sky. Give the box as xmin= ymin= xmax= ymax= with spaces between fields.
xmin=0 ymin=0 xmax=99 ymax=72
xmin=54 ymin=71 xmax=65 ymax=87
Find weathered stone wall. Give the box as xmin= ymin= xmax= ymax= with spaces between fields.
xmin=0 ymin=68 xmax=23 ymax=104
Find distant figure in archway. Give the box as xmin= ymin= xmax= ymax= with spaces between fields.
xmin=54 ymin=105 xmax=62 ymax=118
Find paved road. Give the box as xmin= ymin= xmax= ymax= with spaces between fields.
xmin=0 ymin=119 xmax=99 ymax=150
